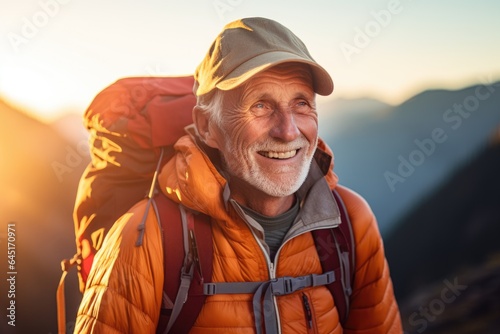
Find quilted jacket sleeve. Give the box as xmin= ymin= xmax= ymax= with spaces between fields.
xmin=74 ymin=199 xmax=165 ymax=334
xmin=337 ymin=186 xmax=403 ymax=333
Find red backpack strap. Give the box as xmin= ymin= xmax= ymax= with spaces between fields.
xmin=154 ymin=193 xmax=213 ymax=334
xmin=312 ymin=188 xmax=355 ymax=325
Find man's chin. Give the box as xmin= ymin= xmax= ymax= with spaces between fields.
xmin=250 ymin=173 xmax=306 ymax=198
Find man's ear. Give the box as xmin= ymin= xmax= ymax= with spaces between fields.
xmin=192 ymin=106 xmax=220 ymax=149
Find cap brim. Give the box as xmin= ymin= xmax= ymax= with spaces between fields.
xmin=215 ymin=51 xmax=334 ymax=96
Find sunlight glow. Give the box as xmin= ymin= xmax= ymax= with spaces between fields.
xmin=0 ymin=65 xmax=71 ymax=121
xmin=1 ymin=1 xmax=499 ymax=122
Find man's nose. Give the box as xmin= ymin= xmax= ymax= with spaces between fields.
xmin=269 ymin=110 xmax=300 ymax=142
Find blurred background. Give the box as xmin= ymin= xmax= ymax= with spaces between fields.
xmin=1 ymin=1 xmax=499 ymax=333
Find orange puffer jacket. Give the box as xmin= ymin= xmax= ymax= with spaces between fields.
xmin=75 ymin=133 xmax=402 ymax=333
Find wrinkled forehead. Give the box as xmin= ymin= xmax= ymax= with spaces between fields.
xmin=248 ymin=63 xmax=314 ymax=85
xmin=232 ymin=62 xmax=314 ymax=96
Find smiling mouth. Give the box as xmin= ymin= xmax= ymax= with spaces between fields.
xmin=258 ymin=149 xmax=299 ymax=159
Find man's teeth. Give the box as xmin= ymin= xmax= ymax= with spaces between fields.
xmin=261 ymin=150 xmax=297 ymax=159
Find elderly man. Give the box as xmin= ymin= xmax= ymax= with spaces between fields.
xmin=75 ymin=17 xmax=402 ymax=333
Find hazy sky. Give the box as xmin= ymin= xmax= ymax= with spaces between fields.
xmin=1 ymin=0 xmax=500 ymax=121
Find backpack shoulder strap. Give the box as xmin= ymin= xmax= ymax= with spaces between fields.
xmin=153 ymin=193 xmax=213 ymax=334
xmin=311 ymin=188 xmax=355 ymax=326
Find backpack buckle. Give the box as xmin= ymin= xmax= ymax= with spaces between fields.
xmin=270 ymin=276 xmax=309 ymax=296
xmin=203 ymin=283 xmax=217 ymax=295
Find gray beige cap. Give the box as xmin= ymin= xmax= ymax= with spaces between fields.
xmin=194 ymin=17 xmax=334 ymax=96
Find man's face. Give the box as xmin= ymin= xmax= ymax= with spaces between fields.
xmin=210 ymin=63 xmax=318 ymax=198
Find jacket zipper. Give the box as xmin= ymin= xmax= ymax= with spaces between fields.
xmin=247 ymin=229 xmax=283 ymax=334
xmin=247 ymin=226 xmax=281 ymax=333
xmin=302 ymin=293 xmax=313 ymax=329
xmin=231 ymin=202 xmax=280 ymax=332
xmin=301 ymin=292 xmax=317 ymax=333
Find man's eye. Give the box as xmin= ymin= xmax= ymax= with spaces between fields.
xmin=295 ymin=100 xmax=313 ymax=112
xmin=251 ymin=102 xmax=273 ymax=115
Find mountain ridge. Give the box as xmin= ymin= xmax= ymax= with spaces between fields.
xmin=320 ymin=80 xmax=500 ymax=234
xmin=385 ymin=139 xmax=500 ymax=333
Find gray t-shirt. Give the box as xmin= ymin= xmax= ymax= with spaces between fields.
xmin=242 ymin=199 xmax=299 ymax=261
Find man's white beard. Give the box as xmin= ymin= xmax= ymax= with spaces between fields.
xmin=222 ymin=136 xmax=317 ymax=197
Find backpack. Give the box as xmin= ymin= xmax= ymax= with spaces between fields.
xmin=57 ymin=76 xmax=355 ymax=334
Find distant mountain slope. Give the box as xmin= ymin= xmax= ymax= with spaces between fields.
xmin=319 ymin=82 xmax=500 ymax=234
xmin=0 ymin=99 xmax=86 ymax=334
xmin=318 ymin=97 xmax=393 ymax=137
xmin=384 ymin=139 xmax=500 ymax=333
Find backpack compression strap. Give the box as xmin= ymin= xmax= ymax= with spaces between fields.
xmin=203 ymin=271 xmax=335 ymax=334
xmin=312 ymin=189 xmax=355 ymax=325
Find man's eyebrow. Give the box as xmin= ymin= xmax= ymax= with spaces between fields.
xmin=294 ymin=92 xmax=314 ymax=100
xmin=243 ymin=92 xmax=272 ymax=104
xmin=255 ymin=93 xmax=272 ymax=101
